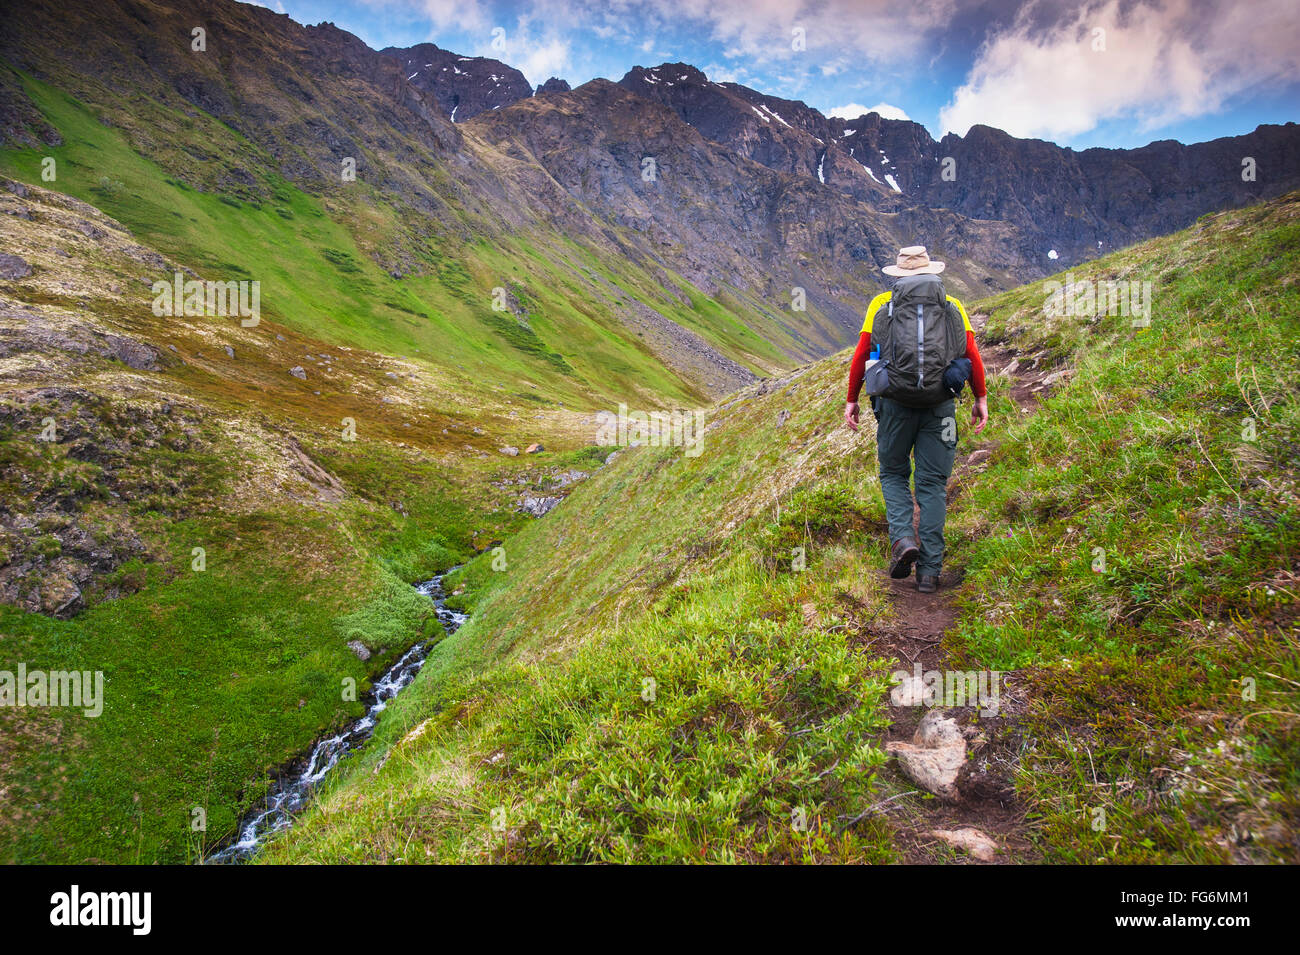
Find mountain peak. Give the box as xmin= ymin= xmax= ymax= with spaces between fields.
xmin=621 ymin=63 xmax=711 ymax=87
xmin=381 ymin=42 xmax=532 ymax=121
xmin=536 ymin=77 xmax=571 ymax=95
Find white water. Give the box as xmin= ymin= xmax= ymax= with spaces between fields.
xmin=207 ymin=571 xmax=467 ymax=863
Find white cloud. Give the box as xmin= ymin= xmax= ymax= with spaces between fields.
xmin=460 ymin=10 xmax=572 ymax=86
xmin=868 ymin=103 xmax=910 ymax=122
xmin=828 ymin=102 xmax=910 ymax=121
xmin=673 ymin=0 xmax=956 ymax=65
xmin=377 ymin=0 xmax=960 ymax=99
xmin=356 ymin=0 xmax=491 ymax=36
xmin=430 ymin=0 xmax=954 ymax=73
xmin=702 ymin=63 xmax=742 ymax=84
xmin=514 ymin=37 xmax=572 ymax=85
xmin=423 ymin=0 xmax=489 ymax=33
xmin=827 ymin=103 xmax=870 ymax=119
xmin=940 ymin=0 xmax=1300 ymax=141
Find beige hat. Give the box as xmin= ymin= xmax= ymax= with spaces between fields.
xmin=882 ymin=245 xmax=945 ymax=276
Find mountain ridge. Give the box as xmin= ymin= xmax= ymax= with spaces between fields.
xmin=618 ymin=62 xmax=1300 ymax=269
xmin=5 ymin=0 xmax=1294 ymax=356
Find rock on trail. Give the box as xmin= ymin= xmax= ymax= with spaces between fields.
xmin=886 ymin=709 xmax=966 ymax=802
xmin=928 ymin=827 xmax=998 ymax=862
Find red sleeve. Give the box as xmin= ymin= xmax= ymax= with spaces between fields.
xmin=966 ymin=330 xmax=986 ymax=398
xmin=847 ymin=331 xmax=872 ymax=402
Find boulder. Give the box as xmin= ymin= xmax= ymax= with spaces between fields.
xmin=346 ymin=639 xmax=371 ymax=661
xmin=886 ymin=709 xmax=966 ymax=801
xmin=289 ymin=365 xmax=306 ymax=380
xmin=0 ymin=254 xmax=32 ymax=280
xmin=548 ymin=469 xmax=587 ymax=489
xmin=41 ymin=574 xmax=82 ymax=617
xmin=104 ymin=335 xmax=160 ymax=370
xmin=518 ymin=495 xmax=562 ymax=518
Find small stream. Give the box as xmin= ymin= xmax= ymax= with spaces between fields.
xmin=207 ymin=571 xmax=467 ymax=864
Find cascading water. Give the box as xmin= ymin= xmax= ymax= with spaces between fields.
xmin=207 ymin=571 xmax=467 ymax=863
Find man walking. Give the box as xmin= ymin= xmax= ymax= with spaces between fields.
xmin=844 ymin=247 xmax=988 ymax=593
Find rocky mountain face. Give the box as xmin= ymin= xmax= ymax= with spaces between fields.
xmin=919 ymin=122 xmax=1300 ymax=261
xmin=0 ymin=1 xmax=467 ymax=219
xmin=465 ymin=78 xmax=1023 ymax=331
xmin=0 ymin=0 xmax=1022 ymax=365
xmin=619 ymin=65 xmax=842 ymax=187
xmin=536 ymin=77 xmax=571 ymax=95
xmin=2 ymin=0 xmax=1296 ymax=368
xmin=620 ymin=62 xmax=1300 ymax=269
xmin=381 ymin=42 xmax=533 ymax=122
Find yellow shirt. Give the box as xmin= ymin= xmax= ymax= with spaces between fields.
xmin=862 ymin=292 xmax=973 ymax=335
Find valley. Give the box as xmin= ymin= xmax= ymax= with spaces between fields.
xmin=0 ymin=0 xmax=1295 ymax=865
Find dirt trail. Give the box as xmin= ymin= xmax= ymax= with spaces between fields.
xmin=854 ymin=316 xmax=1059 ymax=863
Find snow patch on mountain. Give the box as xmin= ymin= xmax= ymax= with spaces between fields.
xmin=757 ymin=104 xmax=792 ymax=129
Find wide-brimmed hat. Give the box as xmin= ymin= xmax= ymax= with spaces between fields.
xmin=882 ymin=245 xmax=945 ymax=276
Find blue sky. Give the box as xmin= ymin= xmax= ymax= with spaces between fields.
xmin=250 ymin=0 xmax=1299 ymax=150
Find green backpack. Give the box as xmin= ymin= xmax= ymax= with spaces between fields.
xmin=872 ymin=274 xmax=967 ymax=408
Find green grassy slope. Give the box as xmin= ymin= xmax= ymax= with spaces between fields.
xmin=0 ymin=176 xmax=572 ymax=863
xmin=260 ymin=192 xmax=1299 ymax=864
xmin=945 ymin=195 xmax=1300 ymax=862
xmin=0 ymin=398 xmax=488 ymax=862
xmin=0 ymin=53 xmax=833 ymax=863
xmin=0 ymin=72 xmax=796 ymax=408
xmin=260 ymin=359 xmax=905 ymax=863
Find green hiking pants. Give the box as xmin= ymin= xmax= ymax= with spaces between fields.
xmin=874 ymin=396 xmax=958 ymax=575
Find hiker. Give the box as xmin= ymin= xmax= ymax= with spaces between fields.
xmin=844 ymin=246 xmax=988 ymax=593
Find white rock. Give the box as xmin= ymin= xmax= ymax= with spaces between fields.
xmin=929 ymin=827 xmax=997 ymax=861
xmin=892 ymin=675 xmax=928 ymax=707
xmin=886 ymin=709 xmax=966 ymax=801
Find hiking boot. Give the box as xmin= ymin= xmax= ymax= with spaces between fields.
xmin=917 ymin=573 xmax=939 ymax=594
xmin=889 ymin=538 xmax=919 ymax=579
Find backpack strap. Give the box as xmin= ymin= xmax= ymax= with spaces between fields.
xmin=886 ymin=296 xmax=899 ymax=366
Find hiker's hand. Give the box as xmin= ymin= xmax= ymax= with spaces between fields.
xmin=845 ymin=401 xmax=860 ymax=432
xmin=970 ymin=396 xmax=988 ymax=435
